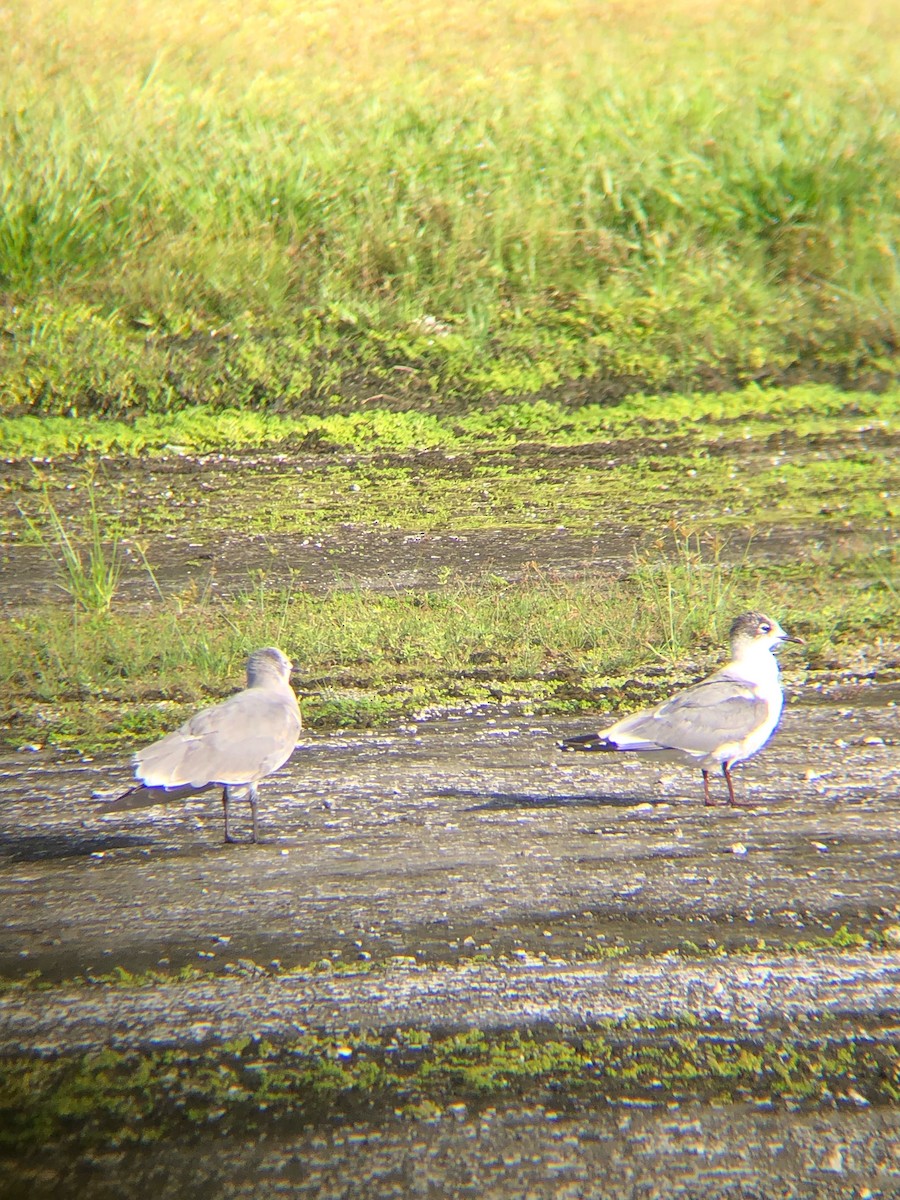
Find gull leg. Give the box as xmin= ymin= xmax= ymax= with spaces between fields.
xmin=250 ymin=785 xmax=259 ymax=844
xmin=223 ymin=787 xmax=235 ymax=843
xmin=703 ymin=770 xmax=715 ymax=806
xmin=723 ymin=764 xmax=738 ymax=806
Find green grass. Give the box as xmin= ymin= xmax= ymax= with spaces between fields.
xmin=1 ymin=541 xmax=896 ymax=750
xmin=0 ymin=0 xmax=897 ymax=415
xmin=14 ymin=473 xmax=122 ymax=612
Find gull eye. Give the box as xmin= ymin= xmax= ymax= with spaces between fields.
xmin=759 ymin=622 xmax=772 ymax=633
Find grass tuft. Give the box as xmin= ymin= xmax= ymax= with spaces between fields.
xmin=631 ymin=527 xmax=745 ymax=662
xmin=15 ymin=471 xmax=122 ymax=613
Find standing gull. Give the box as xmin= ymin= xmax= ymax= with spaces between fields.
xmin=560 ymin=613 xmax=802 ymax=805
xmin=106 ymin=647 xmax=302 ymax=842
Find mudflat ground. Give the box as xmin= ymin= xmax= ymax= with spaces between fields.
xmin=1 ymin=391 xmax=898 ymax=1198
xmin=3 ymin=701 xmax=900 ymax=983
xmin=2 ymin=691 xmax=899 ymax=1198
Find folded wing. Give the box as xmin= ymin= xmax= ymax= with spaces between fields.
xmin=133 ymin=690 xmax=302 ymax=789
xmin=604 ymin=675 xmax=766 ymax=754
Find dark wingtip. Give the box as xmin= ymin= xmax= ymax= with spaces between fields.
xmin=101 ymin=781 xmax=214 ymax=810
xmin=559 ymin=734 xmax=615 ymax=753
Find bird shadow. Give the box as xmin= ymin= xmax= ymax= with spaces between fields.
xmin=0 ymin=832 xmax=155 ymax=863
xmin=436 ymin=788 xmax=662 ymax=812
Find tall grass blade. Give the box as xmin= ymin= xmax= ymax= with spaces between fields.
xmin=17 ymin=476 xmax=122 ymax=613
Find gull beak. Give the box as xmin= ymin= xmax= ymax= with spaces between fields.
xmin=781 ymin=632 xmax=804 ymax=645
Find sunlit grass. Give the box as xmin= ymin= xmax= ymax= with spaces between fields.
xmin=1 ymin=539 xmax=895 ymax=749
xmin=631 ymin=529 xmax=745 ymax=659
xmin=15 ymin=474 xmax=122 ymax=613
xmin=0 ymin=0 xmax=897 ymax=414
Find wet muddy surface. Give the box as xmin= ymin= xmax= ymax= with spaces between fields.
xmin=2 ymin=697 xmax=900 ymax=1197
xmin=2 ymin=421 xmax=899 ymax=1197
xmin=4 ymin=1103 xmax=900 ymax=1200
xmin=0 ymin=524 xmax=642 ymax=604
xmin=2 ymin=519 xmax=853 ymax=606
xmin=1 ymin=700 xmax=898 ymax=983
xmin=2 ymin=429 xmax=894 ymax=603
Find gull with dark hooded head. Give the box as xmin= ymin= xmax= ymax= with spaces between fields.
xmin=105 ymin=647 xmax=302 ymax=842
xmin=560 ymin=613 xmax=802 ymax=806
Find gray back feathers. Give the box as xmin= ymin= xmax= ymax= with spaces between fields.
xmin=132 ymin=647 xmax=301 ymax=792
xmin=608 ymin=671 xmax=767 ymax=755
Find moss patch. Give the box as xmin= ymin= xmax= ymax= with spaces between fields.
xmin=2 ymin=1018 xmax=897 ymax=1156
xmin=2 ymin=383 xmax=898 ymax=459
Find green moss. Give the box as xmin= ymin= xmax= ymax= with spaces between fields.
xmin=2 ymin=383 xmax=897 ymax=459
xmin=2 ymin=1020 xmax=897 ymax=1154
xmin=5 ymin=387 xmax=896 ymax=561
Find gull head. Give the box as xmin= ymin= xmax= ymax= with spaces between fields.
xmin=729 ymin=611 xmax=802 ymax=657
xmin=245 ymin=646 xmax=294 ymax=687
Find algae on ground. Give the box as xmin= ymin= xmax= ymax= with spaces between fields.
xmin=2 ymin=1018 xmax=898 ymax=1156
xmin=2 ymin=383 xmax=897 ymax=461
xmin=5 ymin=385 xmax=897 ymax=546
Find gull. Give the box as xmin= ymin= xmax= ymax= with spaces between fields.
xmin=560 ymin=612 xmax=802 ymax=806
xmin=105 ymin=647 xmax=302 ymax=842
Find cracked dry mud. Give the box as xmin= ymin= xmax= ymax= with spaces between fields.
xmin=2 ymin=690 xmax=899 ymax=1198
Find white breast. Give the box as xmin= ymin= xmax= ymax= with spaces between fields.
xmin=723 ymin=647 xmax=785 ymax=765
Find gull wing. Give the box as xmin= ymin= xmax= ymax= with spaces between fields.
xmin=102 ymin=781 xmax=217 ymax=811
xmin=134 ymin=689 xmax=302 ymax=789
xmin=603 ymin=673 xmax=767 ymax=755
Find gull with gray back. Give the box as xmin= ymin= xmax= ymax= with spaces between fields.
xmin=105 ymin=647 xmax=302 ymax=842
xmin=560 ymin=612 xmax=802 ymax=806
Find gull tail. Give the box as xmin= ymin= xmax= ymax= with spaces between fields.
xmin=559 ymin=733 xmax=618 ymax=753
xmin=100 ymin=782 xmax=215 ymax=811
